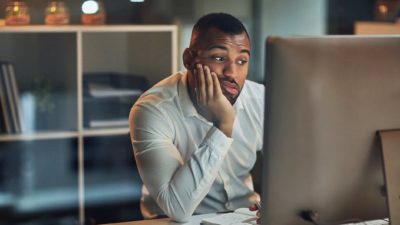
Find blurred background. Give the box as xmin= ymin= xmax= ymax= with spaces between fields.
xmin=2 ymin=0 xmax=399 ymax=81
xmin=0 ymin=0 xmax=399 ymax=225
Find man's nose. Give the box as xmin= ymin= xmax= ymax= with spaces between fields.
xmin=223 ymin=60 xmax=237 ymax=79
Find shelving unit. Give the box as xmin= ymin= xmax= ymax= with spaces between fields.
xmin=0 ymin=25 xmax=178 ymax=225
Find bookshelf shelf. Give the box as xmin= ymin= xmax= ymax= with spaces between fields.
xmin=82 ymin=127 xmax=129 ymax=137
xmin=0 ymin=131 xmax=79 ymax=142
xmin=0 ymin=25 xmax=178 ymax=224
xmin=0 ymin=25 xmax=178 ymax=33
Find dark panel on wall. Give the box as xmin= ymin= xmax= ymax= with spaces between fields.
xmin=328 ymin=0 xmax=375 ymax=34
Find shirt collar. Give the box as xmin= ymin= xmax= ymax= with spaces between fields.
xmin=234 ymin=90 xmax=244 ymax=111
xmin=178 ymin=71 xmax=245 ymax=118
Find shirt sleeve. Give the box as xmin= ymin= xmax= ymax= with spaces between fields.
xmin=256 ymin=84 xmax=265 ymax=151
xmin=129 ymin=101 xmax=233 ymax=222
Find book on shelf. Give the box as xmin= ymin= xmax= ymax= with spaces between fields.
xmin=8 ymin=63 xmax=24 ymax=133
xmin=0 ymin=66 xmax=12 ymax=133
xmin=0 ymin=106 xmax=5 ymax=134
xmin=0 ymin=62 xmax=24 ymax=134
xmin=201 ymin=208 xmax=258 ymax=225
xmin=2 ymin=63 xmax=19 ymax=133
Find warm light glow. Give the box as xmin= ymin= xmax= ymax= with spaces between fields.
xmin=82 ymin=0 xmax=99 ymax=14
xmin=50 ymin=6 xmax=57 ymax=13
xmin=378 ymin=4 xmax=388 ymax=14
xmin=13 ymin=6 xmax=19 ymax=12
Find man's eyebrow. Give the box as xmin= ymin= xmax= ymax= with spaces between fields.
xmin=207 ymin=45 xmax=228 ymax=51
xmin=240 ymin=49 xmax=251 ymax=56
xmin=207 ymin=45 xmax=251 ymax=56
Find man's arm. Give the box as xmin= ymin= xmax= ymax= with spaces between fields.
xmin=129 ymin=102 xmax=233 ymax=222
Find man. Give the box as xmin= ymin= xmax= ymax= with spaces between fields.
xmin=129 ymin=13 xmax=264 ymax=222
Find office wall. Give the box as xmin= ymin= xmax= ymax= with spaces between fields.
xmin=252 ymin=0 xmax=328 ymax=82
xmin=261 ymin=0 xmax=327 ymax=36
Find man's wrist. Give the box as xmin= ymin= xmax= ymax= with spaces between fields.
xmin=215 ymin=121 xmax=234 ymax=137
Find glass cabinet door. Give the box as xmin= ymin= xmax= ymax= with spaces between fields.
xmin=0 ymin=138 xmax=79 ymax=225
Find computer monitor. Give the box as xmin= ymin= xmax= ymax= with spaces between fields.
xmin=261 ymin=36 xmax=400 ymax=225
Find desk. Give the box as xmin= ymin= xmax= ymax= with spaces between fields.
xmin=102 ymin=216 xmax=390 ymax=225
xmin=101 ymin=213 xmax=216 ymax=225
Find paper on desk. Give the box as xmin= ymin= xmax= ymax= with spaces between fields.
xmin=200 ymin=208 xmax=257 ymax=225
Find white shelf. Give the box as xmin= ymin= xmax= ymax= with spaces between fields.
xmin=0 ymin=128 xmax=132 ymax=141
xmin=83 ymin=127 xmax=129 ymax=137
xmin=0 ymin=25 xmax=177 ymax=33
xmin=0 ymin=131 xmax=79 ymax=142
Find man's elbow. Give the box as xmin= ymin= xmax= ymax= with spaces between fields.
xmin=161 ymin=201 xmax=193 ymax=223
xmin=156 ymin=188 xmax=196 ymax=222
xmin=168 ymin=211 xmax=192 ymax=223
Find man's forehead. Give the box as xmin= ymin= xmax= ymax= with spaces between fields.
xmin=193 ymin=27 xmax=250 ymax=51
xmin=207 ymin=44 xmax=251 ymax=56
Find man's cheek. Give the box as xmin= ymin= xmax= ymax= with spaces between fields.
xmin=207 ymin=64 xmax=224 ymax=75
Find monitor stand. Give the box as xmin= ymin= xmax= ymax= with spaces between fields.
xmin=378 ymin=129 xmax=400 ymax=225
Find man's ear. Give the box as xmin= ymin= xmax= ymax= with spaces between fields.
xmin=183 ymin=48 xmax=197 ymax=70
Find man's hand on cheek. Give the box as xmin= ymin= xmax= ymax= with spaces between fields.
xmin=193 ymin=64 xmax=235 ymax=137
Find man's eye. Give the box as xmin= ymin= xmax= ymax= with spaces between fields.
xmin=237 ymin=59 xmax=248 ymax=65
xmin=213 ymin=56 xmax=225 ymax=62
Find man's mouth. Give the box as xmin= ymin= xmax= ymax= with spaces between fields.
xmin=220 ymin=80 xmax=239 ymax=96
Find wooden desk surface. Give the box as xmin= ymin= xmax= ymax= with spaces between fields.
xmin=101 ymin=213 xmax=216 ymax=225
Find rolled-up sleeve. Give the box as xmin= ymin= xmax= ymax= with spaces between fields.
xmin=129 ymin=101 xmax=233 ymax=222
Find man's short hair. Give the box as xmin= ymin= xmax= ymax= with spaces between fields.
xmin=190 ymin=13 xmax=249 ymax=47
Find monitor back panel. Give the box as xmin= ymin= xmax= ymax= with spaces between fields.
xmin=262 ymin=36 xmax=400 ymax=225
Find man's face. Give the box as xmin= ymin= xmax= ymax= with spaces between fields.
xmin=188 ymin=27 xmax=250 ymax=104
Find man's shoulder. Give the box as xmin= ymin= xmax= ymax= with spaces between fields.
xmin=242 ymin=80 xmax=265 ymax=100
xmin=238 ymin=80 xmax=265 ymax=119
xmin=136 ymin=72 xmax=184 ymax=106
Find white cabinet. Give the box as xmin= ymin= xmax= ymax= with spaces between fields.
xmin=0 ymin=25 xmax=178 ymax=225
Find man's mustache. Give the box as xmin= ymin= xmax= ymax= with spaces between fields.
xmin=218 ymin=76 xmax=240 ymax=89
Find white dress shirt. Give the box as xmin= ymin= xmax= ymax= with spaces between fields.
xmin=129 ymin=71 xmax=264 ymax=222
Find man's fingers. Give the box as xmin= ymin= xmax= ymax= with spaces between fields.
xmin=192 ymin=69 xmax=198 ymax=98
xmin=197 ymin=64 xmax=206 ymax=104
xmin=204 ymin=66 xmax=213 ymax=100
xmin=249 ymin=204 xmax=258 ymax=211
xmin=211 ymin=72 xmax=223 ymax=97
